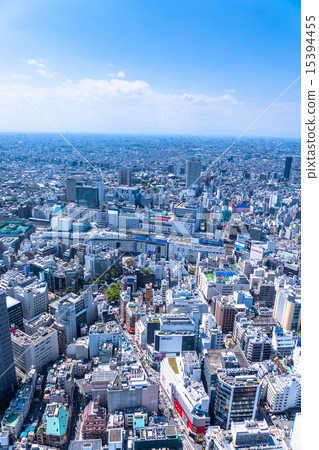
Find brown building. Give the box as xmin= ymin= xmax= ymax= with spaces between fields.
xmin=82 ymin=398 xmax=107 ymax=444
xmin=215 ymin=297 xmax=244 ymax=334
xmin=144 ymin=284 xmax=153 ymax=310
xmin=125 ymin=303 xmax=146 ymax=334
xmin=118 ymin=168 xmax=132 ymax=187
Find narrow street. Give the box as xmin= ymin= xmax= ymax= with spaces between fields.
xmin=118 ymin=317 xmax=203 ymax=449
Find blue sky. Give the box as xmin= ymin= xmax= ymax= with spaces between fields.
xmin=0 ymin=0 xmax=301 ymax=136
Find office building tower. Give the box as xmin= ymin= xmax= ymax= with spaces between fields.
xmin=144 ymin=284 xmax=153 ymax=308
xmin=161 ymin=279 xmax=169 ymax=302
xmin=202 ymin=347 xmax=250 ymax=416
xmin=186 ymin=157 xmax=202 ymax=188
xmin=66 ymin=178 xmax=77 ymax=202
xmin=76 ymin=186 xmax=99 ymax=208
xmin=215 ymin=297 xmax=238 ymax=334
xmin=12 ymin=281 xmax=48 ymax=321
xmin=94 ymin=180 xmax=105 ymax=204
xmin=256 ymin=281 xmax=276 ymax=306
xmin=273 ymin=287 xmax=301 ymax=332
xmin=118 ymin=168 xmax=132 ymax=187
xmin=213 ymin=369 xmax=261 ymax=430
xmin=144 ymin=316 xmax=161 ymax=346
xmin=284 ymin=156 xmax=293 ymax=180
xmin=11 ymin=327 xmax=59 ymax=373
xmin=0 ymin=291 xmax=16 ymax=396
xmin=243 ymin=329 xmax=272 ymax=363
xmin=6 ymin=296 xmax=23 ymax=329
xmin=49 ymin=291 xmax=95 ymax=345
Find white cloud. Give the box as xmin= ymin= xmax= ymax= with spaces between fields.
xmin=36 ymin=69 xmax=53 ymax=78
xmin=107 ymin=70 xmax=126 ymax=79
xmin=116 ymin=70 xmax=125 ymax=78
xmin=23 ymin=58 xmax=56 ymax=78
xmin=3 ymin=75 xmax=294 ymax=136
xmin=24 ymin=59 xmax=39 ymax=65
xmin=24 ymin=58 xmax=45 ymax=68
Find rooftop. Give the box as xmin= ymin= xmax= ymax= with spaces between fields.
xmin=134 ymin=425 xmax=178 ymax=441
xmin=109 ymin=428 xmax=123 ymax=442
xmin=12 ymin=327 xmax=56 ymax=345
xmin=0 ymin=221 xmax=32 ymax=235
xmin=168 ymin=357 xmax=179 ymax=375
xmin=89 ymin=321 xmax=121 ymax=334
xmin=205 ymin=345 xmax=249 ymax=373
xmin=45 ymin=403 xmax=69 ymax=436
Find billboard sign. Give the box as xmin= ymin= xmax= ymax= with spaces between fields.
xmin=250 ymin=244 xmax=264 ymax=260
xmin=235 ymin=241 xmax=245 ymax=251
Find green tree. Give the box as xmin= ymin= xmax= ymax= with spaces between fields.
xmin=106 ymin=282 xmax=121 ymax=302
xmin=111 ymin=266 xmax=122 ymax=278
xmin=65 ymin=286 xmax=72 ymax=294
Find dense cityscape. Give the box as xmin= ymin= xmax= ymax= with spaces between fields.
xmin=0 ymin=133 xmax=301 ymax=449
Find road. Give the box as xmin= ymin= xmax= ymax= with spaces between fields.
xmin=69 ymin=384 xmax=82 ymax=441
xmin=118 ymin=316 xmax=203 ymax=449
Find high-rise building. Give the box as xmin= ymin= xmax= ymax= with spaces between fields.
xmin=213 ymin=368 xmax=261 ymax=430
xmin=144 ymin=284 xmax=153 ymax=309
xmin=107 ymin=362 xmax=158 ymax=415
xmin=66 ymin=178 xmax=77 ymax=202
xmin=284 ymin=156 xmax=293 ymax=180
xmin=118 ymin=168 xmax=132 ymax=187
xmin=243 ymin=328 xmax=272 ymax=363
xmin=215 ymin=297 xmax=238 ymax=334
xmin=76 ymin=186 xmax=99 ymax=208
xmin=11 ymin=327 xmax=59 ymax=373
xmin=186 ymin=157 xmax=202 ymax=188
xmin=49 ymin=291 xmax=95 ymax=345
xmin=6 ymin=296 xmax=23 ymax=329
xmin=256 ymin=281 xmax=276 ymax=306
xmin=94 ymin=180 xmax=105 ymax=204
xmin=12 ymin=281 xmax=48 ymax=321
xmin=273 ymin=287 xmax=301 ymax=332
xmin=0 ymin=291 xmax=16 ymax=396
xmin=161 ymin=279 xmax=169 ymax=302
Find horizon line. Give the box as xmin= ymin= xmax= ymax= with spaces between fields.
xmin=0 ymin=131 xmax=301 ymax=140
